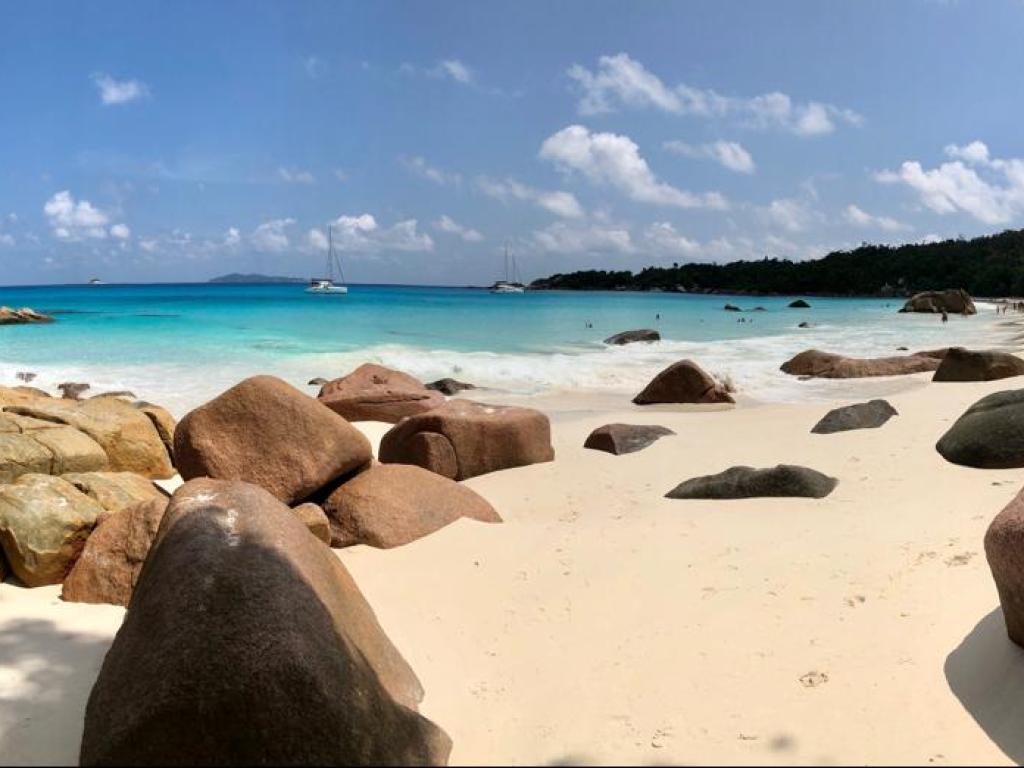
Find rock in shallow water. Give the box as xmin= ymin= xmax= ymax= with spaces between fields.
xmin=79 ymin=478 xmax=450 ymax=766
xmin=932 ymin=347 xmax=1024 ymax=382
xmin=811 ymin=400 xmax=898 ymax=434
xmin=584 ymin=423 xmax=675 ymax=455
xmin=324 ymin=463 xmax=500 ymax=548
xmin=603 ymin=329 xmax=661 ymax=345
xmin=665 ymin=464 xmax=838 ymax=499
xmin=936 ymin=389 xmax=1024 ymax=468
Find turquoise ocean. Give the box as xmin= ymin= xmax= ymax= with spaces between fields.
xmin=0 ymin=283 xmax=1003 ymax=415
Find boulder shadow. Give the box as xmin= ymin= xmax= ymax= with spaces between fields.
xmin=945 ymin=607 xmax=1024 ymax=763
xmin=0 ymin=617 xmax=112 ymax=765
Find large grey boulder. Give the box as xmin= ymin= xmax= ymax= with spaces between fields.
xmin=900 ymin=289 xmax=976 ymax=314
xmin=583 ymin=424 xmax=675 ymax=455
xmin=666 ymin=464 xmax=838 ymax=499
xmin=811 ymin=400 xmax=898 ymax=434
xmin=79 ymin=478 xmax=451 ymax=766
xmin=937 ymin=389 xmax=1024 ymax=468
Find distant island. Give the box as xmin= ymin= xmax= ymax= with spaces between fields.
xmin=530 ymin=228 xmax=1024 ymax=297
xmin=209 ymin=273 xmax=307 ymax=284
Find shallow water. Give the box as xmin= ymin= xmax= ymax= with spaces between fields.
xmin=0 ymin=283 xmax=1004 ymax=414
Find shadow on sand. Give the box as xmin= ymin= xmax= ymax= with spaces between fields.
xmin=0 ymin=616 xmax=111 ymax=766
xmin=945 ymin=607 xmax=1024 ymax=764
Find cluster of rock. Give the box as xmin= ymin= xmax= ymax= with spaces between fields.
xmin=900 ymin=289 xmax=976 ymax=315
xmin=0 ymin=306 xmax=53 ymax=325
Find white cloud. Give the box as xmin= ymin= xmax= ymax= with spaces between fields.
xmin=762 ymin=198 xmax=814 ymax=232
xmin=843 ymin=204 xmax=910 ymax=232
xmin=477 ymin=177 xmax=585 ymax=218
xmin=333 ymin=169 xmax=348 ymax=182
xmin=278 ymin=166 xmax=316 ymax=184
xmin=91 ymin=73 xmax=150 ymax=105
xmin=139 ymin=239 xmax=158 ymax=253
xmin=567 ymin=53 xmax=861 ymax=137
xmin=43 ymin=190 xmax=122 ymax=240
xmin=303 ymin=56 xmax=323 ymax=79
xmin=0 ymin=233 xmax=14 ymax=247
xmin=663 ymin=140 xmax=755 ymax=173
xmin=309 ymin=214 xmax=434 ymax=254
xmin=532 ymin=221 xmax=634 ymax=254
xmin=109 ymin=223 xmax=131 ymax=240
xmin=540 ymin=124 xmax=727 ymax=210
xmin=876 ymin=141 xmax=1024 ymax=225
xmin=251 ymin=218 xmax=295 ymax=252
xmin=643 ymin=221 xmax=700 ymax=256
xmin=433 ymin=59 xmax=473 ymax=84
xmin=401 ymin=156 xmax=461 ymax=186
xmin=434 ymin=215 xmax=483 ymax=242
xmin=224 ymin=227 xmax=241 ymax=246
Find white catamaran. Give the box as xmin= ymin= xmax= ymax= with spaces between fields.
xmin=306 ymin=224 xmax=348 ymax=294
xmin=490 ymin=243 xmax=525 ymax=294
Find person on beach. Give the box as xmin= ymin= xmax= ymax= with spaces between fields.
xmin=941 ymin=310 xmax=949 ymax=323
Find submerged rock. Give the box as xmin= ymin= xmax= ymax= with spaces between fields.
xmin=666 ymin=464 xmax=838 ymax=499
xmin=324 ymin=463 xmax=500 ymax=548
xmin=788 ymin=299 xmax=811 ymax=308
xmin=0 ymin=307 xmax=54 ymax=325
xmin=79 ymin=478 xmax=451 ymax=765
xmin=936 ymin=389 xmax=1024 ymax=468
xmin=603 ymin=329 xmax=661 ymax=345
xmin=932 ymin=347 xmax=1024 ymax=382
xmin=811 ymin=400 xmax=898 ymax=434
xmin=723 ymin=303 xmax=742 ymax=312
xmin=379 ymin=399 xmax=554 ymax=480
xmin=174 ymin=375 xmax=371 ymax=504
xmin=583 ymin=423 xmax=675 ymax=455
xmin=318 ymin=363 xmax=445 ymax=423
xmin=633 ymin=360 xmax=734 ymax=405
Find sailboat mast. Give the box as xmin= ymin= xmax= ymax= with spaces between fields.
xmin=327 ymin=225 xmax=334 ymax=281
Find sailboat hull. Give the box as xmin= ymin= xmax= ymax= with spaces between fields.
xmin=305 ymin=284 xmax=348 ymax=294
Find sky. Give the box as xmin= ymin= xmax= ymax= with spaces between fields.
xmin=2 ymin=0 xmax=1024 ymax=285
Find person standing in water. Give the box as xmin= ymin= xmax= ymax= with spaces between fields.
xmin=941 ymin=310 xmax=949 ymax=323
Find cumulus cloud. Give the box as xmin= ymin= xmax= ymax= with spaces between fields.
xmin=663 ymin=140 xmax=755 ymax=173
xmin=876 ymin=140 xmax=1024 ymax=225
xmin=532 ymin=221 xmax=634 ymax=254
xmin=308 ymin=214 xmax=434 ymax=254
xmin=434 ymin=215 xmax=483 ymax=242
xmin=0 ymin=233 xmax=14 ymax=247
xmin=643 ymin=221 xmax=700 ymax=256
xmin=91 ymin=73 xmax=150 ymax=105
xmin=761 ymin=198 xmax=815 ymax=232
xmin=400 ymin=156 xmax=461 ymax=186
xmin=43 ymin=190 xmax=127 ymax=241
xmin=477 ymin=177 xmax=585 ymax=218
xmin=567 ymin=53 xmax=861 ymax=137
xmin=843 ymin=204 xmax=911 ymax=232
xmin=223 ymin=227 xmax=242 ymax=246
xmin=540 ymin=125 xmax=727 ymax=210
xmin=432 ymin=59 xmax=473 ymax=84
xmin=250 ymin=218 xmax=295 ymax=252
xmin=278 ymin=167 xmax=316 ymax=184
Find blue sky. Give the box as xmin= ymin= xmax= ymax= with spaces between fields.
xmin=2 ymin=0 xmax=1024 ymax=285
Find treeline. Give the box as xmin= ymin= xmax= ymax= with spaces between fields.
xmin=530 ymin=229 xmax=1024 ymax=297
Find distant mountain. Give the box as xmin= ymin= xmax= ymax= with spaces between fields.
xmin=530 ymin=229 xmax=1024 ymax=297
xmin=208 ymin=273 xmax=307 ymax=284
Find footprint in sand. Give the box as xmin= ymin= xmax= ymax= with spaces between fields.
xmin=944 ymin=551 xmax=976 ymax=567
xmin=844 ymin=595 xmax=866 ymax=608
xmin=799 ymin=671 xmax=828 ymax=688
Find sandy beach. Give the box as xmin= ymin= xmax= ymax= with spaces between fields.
xmin=3 ymin=370 xmax=1024 ymax=765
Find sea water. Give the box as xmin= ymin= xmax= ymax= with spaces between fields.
xmin=0 ymin=283 xmax=1004 ymax=415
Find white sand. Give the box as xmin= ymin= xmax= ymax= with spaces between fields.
xmin=4 ymin=375 xmax=1024 ymax=764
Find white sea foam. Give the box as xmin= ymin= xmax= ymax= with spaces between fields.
xmin=0 ymin=306 xmax=1009 ymax=416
